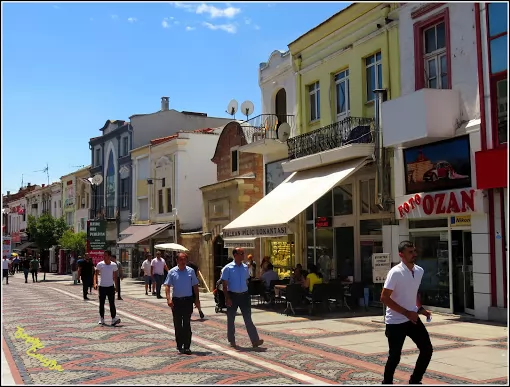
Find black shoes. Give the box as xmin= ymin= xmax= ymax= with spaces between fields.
xmin=199 ymin=311 xmax=205 ymax=319
xmin=84 ymin=296 xmax=89 ymax=300
xmin=157 ymin=295 xmax=163 ymax=299
xmin=118 ymin=297 xmax=123 ymax=300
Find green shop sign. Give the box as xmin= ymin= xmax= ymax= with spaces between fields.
xmin=87 ymin=220 xmax=107 ymax=250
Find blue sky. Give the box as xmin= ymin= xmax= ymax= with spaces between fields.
xmin=2 ymin=1 xmax=350 ymax=195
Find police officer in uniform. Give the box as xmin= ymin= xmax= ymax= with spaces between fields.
xmin=164 ymin=252 xmax=200 ymax=355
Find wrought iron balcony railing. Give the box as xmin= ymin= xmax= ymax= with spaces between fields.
xmin=89 ymin=206 xmax=118 ymax=221
xmin=287 ymin=116 xmax=375 ymax=160
xmin=239 ymin=114 xmax=296 ymax=144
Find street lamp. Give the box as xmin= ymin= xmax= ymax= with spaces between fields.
xmin=172 ymin=208 xmax=178 ymax=243
xmin=146 ymin=178 xmax=165 ymax=187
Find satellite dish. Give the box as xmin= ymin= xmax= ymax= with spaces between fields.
xmin=226 ymin=99 xmax=238 ymax=117
xmin=92 ymin=174 xmax=103 ymax=185
xmin=240 ymin=100 xmax=254 ymax=120
xmin=277 ymin=123 xmax=291 ymax=142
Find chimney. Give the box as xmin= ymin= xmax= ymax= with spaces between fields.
xmin=42 ymin=184 xmax=45 ymax=188
xmin=27 ymin=183 xmax=31 ymax=187
xmin=7 ymin=191 xmax=10 ymax=196
xmin=161 ymin=97 xmax=169 ymax=111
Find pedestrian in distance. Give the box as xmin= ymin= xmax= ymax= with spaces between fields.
xmin=151 ymin=250 xmax=169 ymax=299
xmin=93 ymin=250 xmax=121 ymax=326
xmin=71 ymin=256 xmax=79 ymax=285
xmin=164 ymin=252 xmax=200 ymax=355
xmin=2 ymin=256 xmax=11 ymax=285
xmin=76 ymin=256 xmax=84 ymax=284
xmin=111 ymin=255 xmax=123 ymax=300
xmin=380 ymin=240 xmax=433 ymax=385
xmin=22 ymin=257 xmax=30 ymax=283
xmin=79 ymin=254 xmax=95 ymax=300
xmin=141 ymin=253 xmax=154 ymax=296
xmin=221 ymin=247 xmax=264 ymax=349
xmin=186 ymin=260 xmax=205 ymax=319
xmin=30 ymin=256 xmax=39 ymax=283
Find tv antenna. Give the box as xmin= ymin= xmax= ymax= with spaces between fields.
xmin=34 ymin=163 xmax=49 ymax=186
xmin=240 ymin=100 xmax=254 ymax=121
xmin=71 ymin=164 xmax=85 ymax=169
xmin=225 ymin=99 xmax=238 ymax=119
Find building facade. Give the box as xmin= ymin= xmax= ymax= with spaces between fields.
xmin=50 ymin=182 xmax=62 ymax=220
xmin=223 ymin=3 xmax=401 ymax=305
xmin=201 ymin=121 xmax=265 ymax=291
xmin=2 ymin=184 xmax=37 ymax=248
xmin=382 ymin=3 xmax=493 ymax=319
xmin=73 ymin=167 xmax=92 ymax=233
xmin=474 ymin=2 xmax=508 ymax=322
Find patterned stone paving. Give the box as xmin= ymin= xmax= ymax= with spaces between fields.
xmin=2 ymin=274 xmax=508 ymax=385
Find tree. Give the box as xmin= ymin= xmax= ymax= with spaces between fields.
xmin=59 ymin=230 xmax=87 ymax=255
xmin=27 ymin=214 xmax=70 ymax=280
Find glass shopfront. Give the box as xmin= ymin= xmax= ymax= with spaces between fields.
xmin=265 ymin=235 xmax=294 ymax=279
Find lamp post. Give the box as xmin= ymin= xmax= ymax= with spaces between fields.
xmin=172 ymin=208 xmax=178 ymax=243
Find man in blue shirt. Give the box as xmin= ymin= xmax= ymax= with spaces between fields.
xmin=221 ymin=247 xmax=264 ymax=348
xmin=164 ymin=252 xmax=200 ymax=355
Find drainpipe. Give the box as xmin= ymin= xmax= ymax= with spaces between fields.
xmin=295 ymin=55 xmax=303 ymax=135
xmin=373 ymin=89 xmax=387 ymax=211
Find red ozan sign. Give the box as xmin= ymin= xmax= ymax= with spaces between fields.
xmin=398 ymin=189 xmax=476 ymax=218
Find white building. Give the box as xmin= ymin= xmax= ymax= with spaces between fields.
xmin=25 ymin=184 xmax=53 ymax=221
xmin=50 ymin=182 xmax=62 ymax=219
xmin=382 ymin=3 xmax=490 ymax=319
xmin=74 ymin=177 xmax=91 ymax=233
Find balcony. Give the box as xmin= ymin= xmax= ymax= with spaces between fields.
xmin=382 ymin=88 xmax=461 ymax=148
xmin=284 ymin=117 xmax=375 ymax=173
xmin=89 ymin=206 xmax=118 ymax=221
xmin=238 ymin=114 xmax=295 ymax=157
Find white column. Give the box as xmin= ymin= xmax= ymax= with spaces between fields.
xmin=471 ymin=212 xmax=491 ymax=320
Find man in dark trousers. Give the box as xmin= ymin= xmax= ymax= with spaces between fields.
xmin=164 ymin=252 xmax=200 ymax=355
xmin=380 ymin=240 xmax=433 ymax=384
xmin=221 ymin=247 xmax=264 ymax=349
xmin=30 ymin=256 xmax=39 ymax=283
xmin=79 ymin=254 xmax=95 ymax=300
xmin=93 ymin=250 xmax=121 ymax=326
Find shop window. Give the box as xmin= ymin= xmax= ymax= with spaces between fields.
xmin=413 ymin=8 xmax=451 ymax=91
xmin=409 ymin=218 xmax=448 ymax=229
xmin=158 ymin=189 xmax=164 ymax=214
xmin=333 ymin=184 xmax=353 ymax=216
xmin=316 ymin=190 xmax=332 ymax=218
xmin=306 ymin=223 xmax=314 ymax=268
xmin=360 ymin=241 xmax=383 ymax=303
xmin=487 ymin=2 xmax=508 ymax=146
xmin=359 ymin=179 xmax=379 ymax=215
xmin=268 ymin=237 xmax=294 ymax=279
xmin=360 ymin=219 xmax=391 ymax=236
xmin=306 ymin=205 xmax=314 ymax=221
xmin=366 ymin=52 xmax=382 ymax=102
xmin=166 ymin=188 xmax=172 ymax=213
xmin=411 ymin=232 xmax=451 ymax=309
xmin=335 ymin=69 xmax=350 ymax=121
xmin=315 ymin=228 xmax=334 ymax=273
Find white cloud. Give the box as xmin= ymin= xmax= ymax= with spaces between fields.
xmin=196 ymin=4 xmax=240 ymax=18
xmin=170 ymin=2 xmax=241 ymax=19
xmin=162 ymin=18 xmax=170 ymax=28
xmin=128 ymin=17 xmax=137 ymax=23
xmin=174 ymin=20 xmax=180 ymax=25
xmin=111 ymin=14 xmax=119 ymax=20
xmin=185 ymin=26 xmax=195 ymax=31
xmin=244 ymin=18 xmax=251 ymax=25
xmin=202 ymin=22 xmax=237 ymax=34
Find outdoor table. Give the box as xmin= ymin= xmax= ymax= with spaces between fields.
xmin=274 ymin=284 xmax=287 ymax=297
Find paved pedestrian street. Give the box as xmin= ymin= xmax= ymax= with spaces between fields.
xmin=2 ymin=274 xmax=508 ymax=385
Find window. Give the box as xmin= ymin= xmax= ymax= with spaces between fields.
xmin=95 ymin=148 xmax=101 ymax=166
xmin=359 ymin=178 xmax=379 ymax=215
xmin=166 ymin=188 xmax=172 ymax=213
xmin=54 ymin=201 xmax=56 ymax=209
xmin=333 ymin=184 xmax=353 ymax=216
xmin=423 ymin=22 xmax=447 ymax=89
xmin=231 ymin=148 xmax=239 ymax=175
xmin=122 ymin=137 xmax=129 ymax=157
xmin=106 ymin=150 xmax=116 ymax=218
xmin=86 ymin=193 xmax=90 ymax=209
xmin=316 ymin=191 xmax=332 ymax=218
xmin=120 ymin=178 xmax=129 ymax=209
xmin=414 ymin=8 xmax=450 ymax=91
xmin=308 ymin=82 xmax=320 ymax=122
xmin=66 ymin=212 xmax=73 ymax=226
xmin=158 ymin=189 xmax=164 ymax=214
xmin=365 ymin=52 xmax=382 ymax=102
xmin=80 ymin=218 xmax=86 ymax=232
xmin=335 ymin=69 xmax=350 ymax=121
xmin=487 ymin=2 xmax=508 ymax=145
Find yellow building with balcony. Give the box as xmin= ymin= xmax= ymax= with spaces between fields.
xmin=222 ymin=3 xmax=401 ymax=305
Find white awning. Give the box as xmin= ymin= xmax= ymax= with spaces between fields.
xmin=223 ymin=157 xmax=368 ymax=238
xmin=223 ymin=237 xmax=257 ymax=249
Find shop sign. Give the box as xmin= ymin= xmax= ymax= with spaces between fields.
xmin=396 ymin=188 xmax=481 ymax=219
xmin=372 ymin=253 xmax=391 ymax=283
xmin=224 ymin=240 xmax=256 ymax=249
xmin=11 ymin=232 xmax=21 ymax=243
xmin=315 ymin=217 xmax=332 ymax=228
xmin=451 ymin=215 xmax=471 ymax=227
xmin=87 ymin=220 xmax=107 ymax=250
xmin=223 ymin=225 xmax=289 ymax=238
xmin=88 ymin=250 xmax=104 ymax=265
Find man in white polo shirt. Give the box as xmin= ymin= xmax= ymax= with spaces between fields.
xmin=380 ymin=240 xmax=433 ymax=385
xmin=151 ymin=250 xmax=169 ymax=299
xmin=94 ymin=250 xmax=121 ymax=326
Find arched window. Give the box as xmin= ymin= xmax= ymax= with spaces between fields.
xmin=106 ymin=151 xmax=116 ymax=218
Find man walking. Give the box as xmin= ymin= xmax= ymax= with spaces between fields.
xmin=30 ymin=256 xmax=39 ymax=283
xmin=79 ymin=254 xmax=95 ymax=300
xmin=151 ymin=251 xmax=168 ymax=299
xmin=164 ymin=252 xmax=200 ymax=355
xmin=111 ymin=255 xmax=123 ymax=300
xmin=93 ymin=250 xmax=121 ymax=326
xmin=2 ymin=256 xmax=11 ymax=285
xmin=141 ymin=253 xmax=154 ymax=296
xmin=221 ymin=247 xmax=264 ymax=348
xmin=380 ymin=240 xmax=433 ymax=384
xmin=71 ymin=256 xmax=79 ymax=285
xmin=22 ymin=257 xmax=30 ymax=283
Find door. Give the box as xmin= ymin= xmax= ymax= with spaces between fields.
xmin=452 ymin=230 xmax=474 ymax=314
xmin=334 ymin=227 xmax=354 ymax=280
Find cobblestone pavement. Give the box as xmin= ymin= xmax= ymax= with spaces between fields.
xmin=2 ymin=274 xmax=508 ymax=385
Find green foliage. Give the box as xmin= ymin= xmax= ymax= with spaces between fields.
xmin=27 ymin=214 xmax=70 ymax=251
xmin=58 ymin=230 xmax=87 ymax=254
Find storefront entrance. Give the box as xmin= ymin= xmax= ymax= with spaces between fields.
xmin=452 ymin=230 xmax=475 ymax=315
xmin=213 ymin=236 xmax=228 ymax=284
